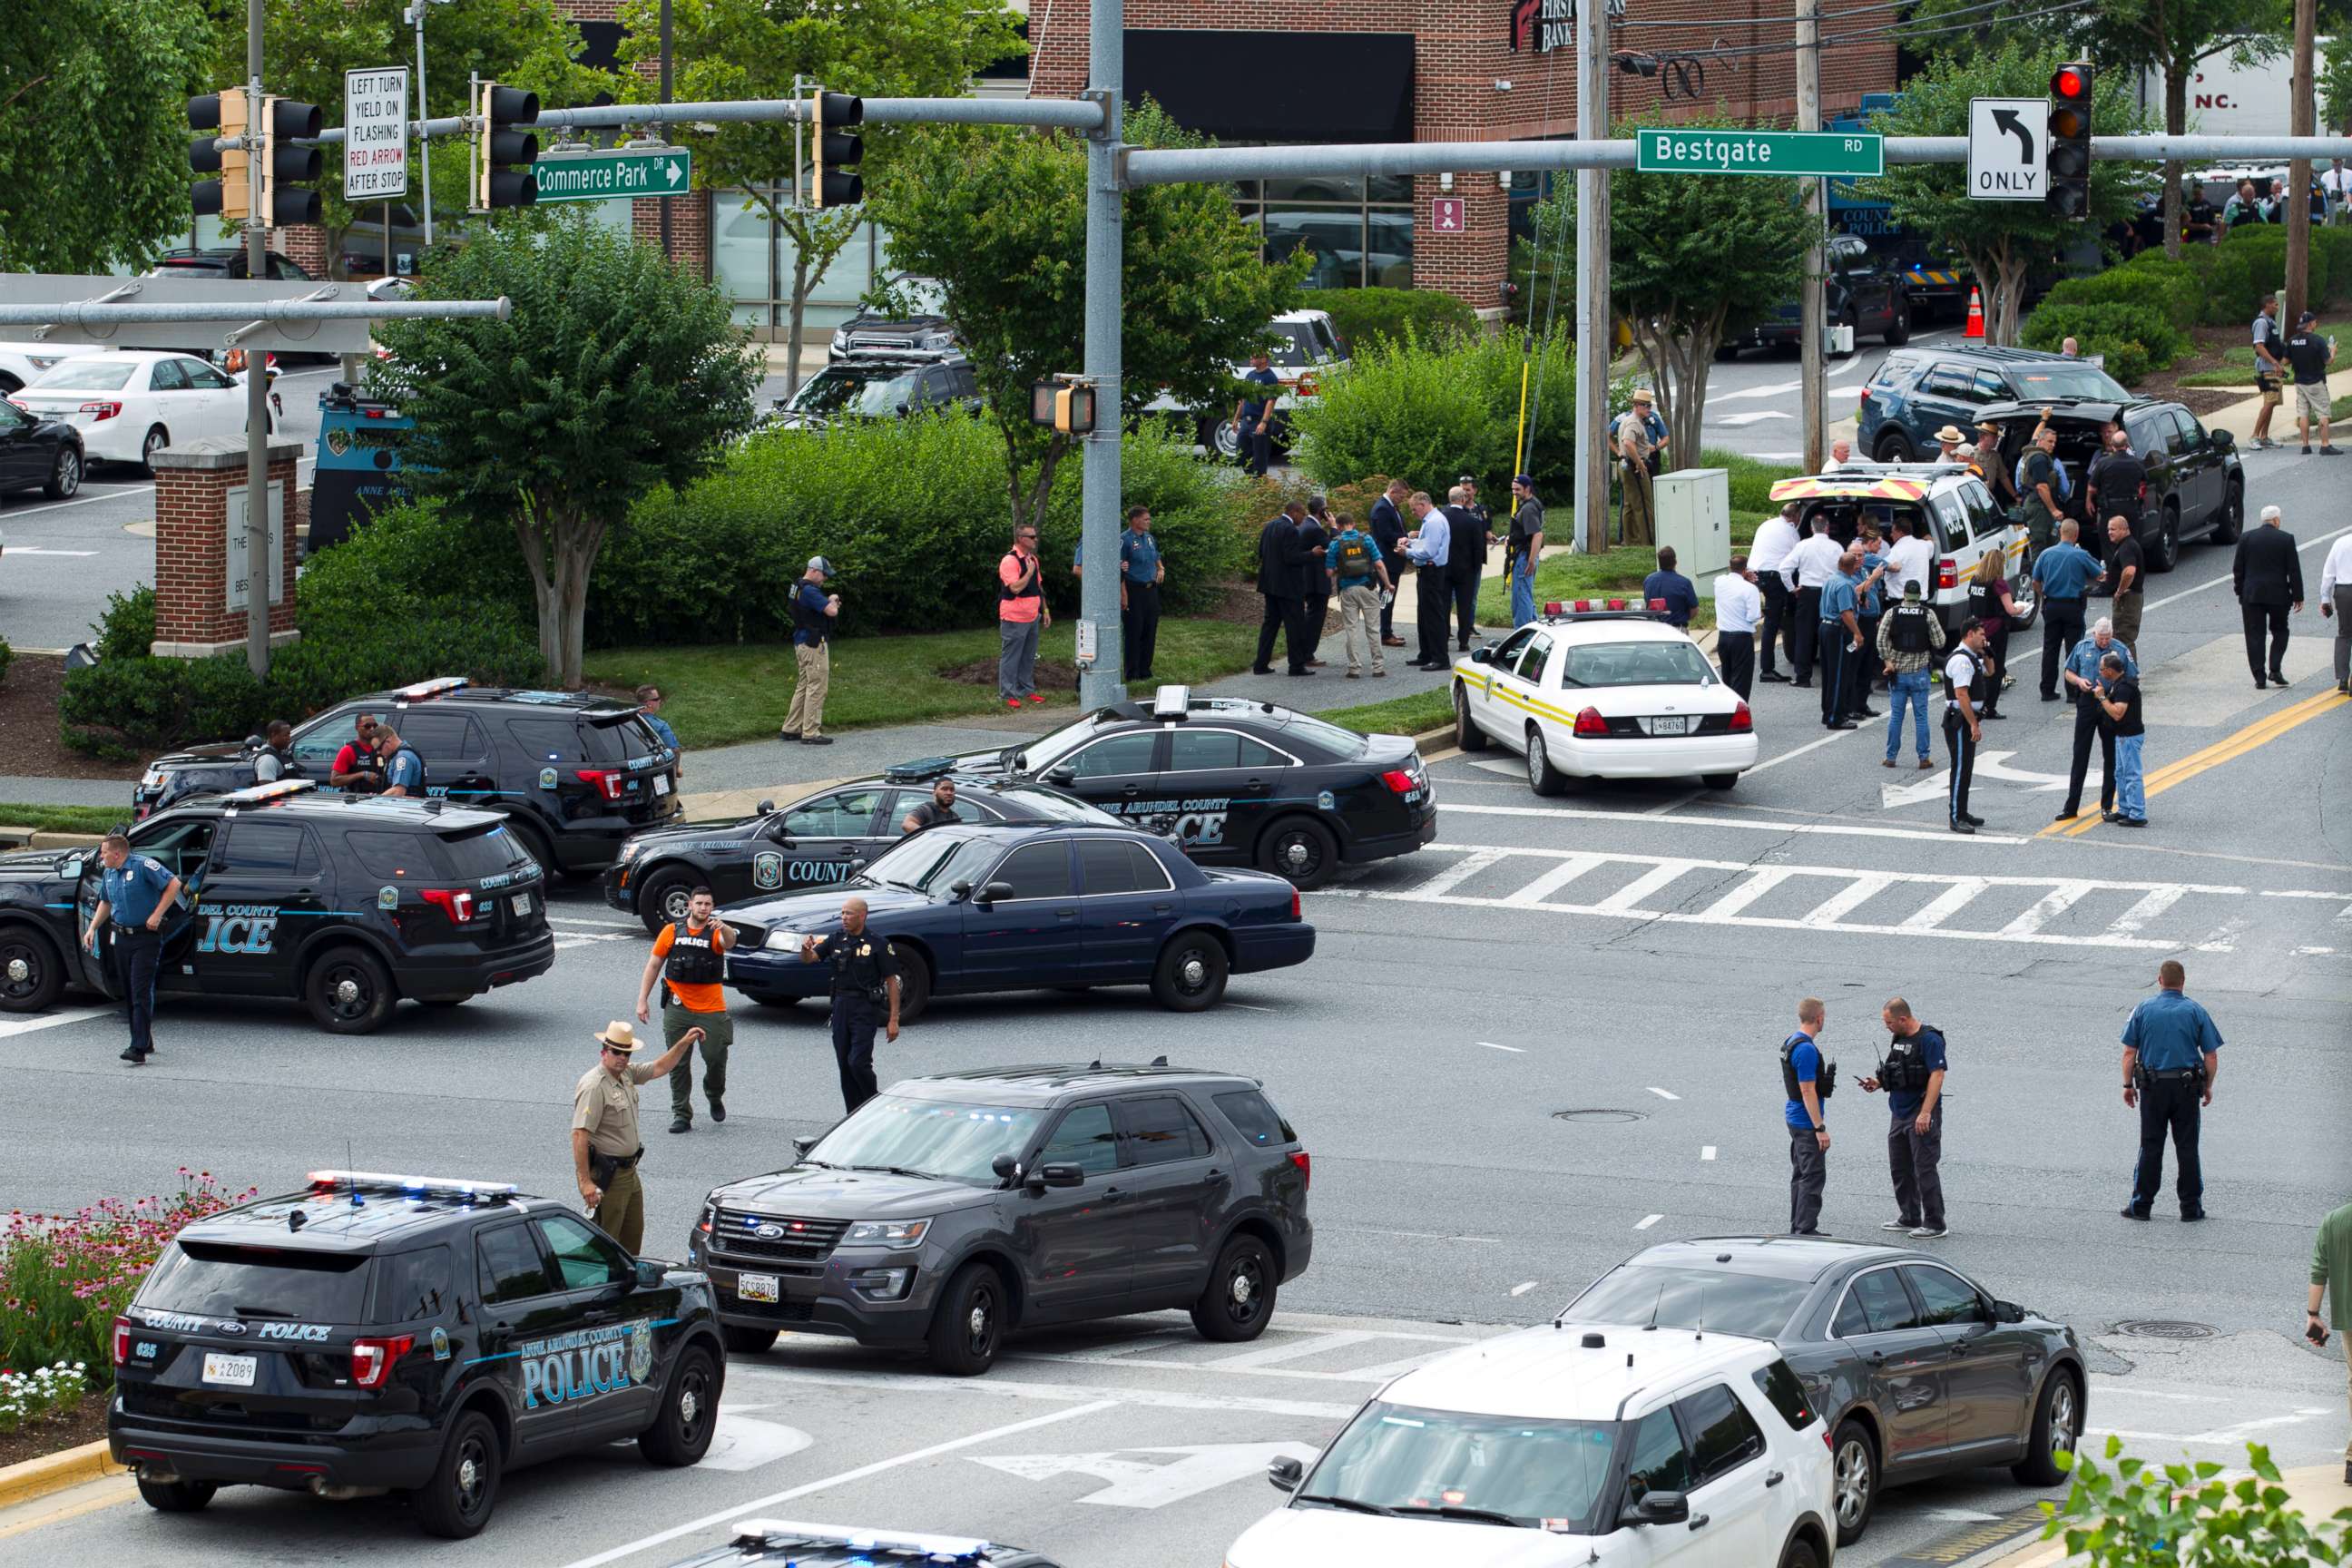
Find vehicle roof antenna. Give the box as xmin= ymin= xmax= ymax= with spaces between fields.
xmin=1150 ymin=1054 xmax=1168 ymax=1067
xmin=1644 ymin=1278 xmax=1665 ymax=1332
xmin=1695 ymin=1280 xmax=1705 ymax=1340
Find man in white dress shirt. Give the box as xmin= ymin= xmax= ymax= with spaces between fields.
xmin=1714 ymin=554 xmax=1765 ymax=701
xmin=1787 ymin=515 xmax=1848 ymax=689
xmin=1749 ymin=502 xmax=1804 ymax=683
xmin=2321 ymin=530 xmax=2352 ymax=692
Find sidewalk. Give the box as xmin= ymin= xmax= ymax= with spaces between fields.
xmin=1972 ymin=1463 xmax=2351 ymax=1567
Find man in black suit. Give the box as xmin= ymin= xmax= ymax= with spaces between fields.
xmin=1253 ymin=501 xmax=1318 ymax=677
xmin=1446 ymin=479 xmax=1492 ymax=651
xmin=2232 ymin=504 xmax=2306 ymax=688
xmin=1367 ymin=479 xmax=1410 ymax=646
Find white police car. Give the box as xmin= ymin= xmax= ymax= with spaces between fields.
xmin=1452 ymin=601 xmax=1759 ymax=794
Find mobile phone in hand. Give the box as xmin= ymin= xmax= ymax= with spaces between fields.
xmin=2310 ymin=1319 xmax=2331 ymax=1346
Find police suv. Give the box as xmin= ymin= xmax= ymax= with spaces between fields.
xmin=134 ymin=678 xmax=681 ymax=873
xmin=0 ymin=779 xmax=554 ymax=1033
xmin=111 ymin=1170 xmax=726 ymax=1538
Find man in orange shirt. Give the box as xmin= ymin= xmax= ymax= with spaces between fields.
xmin=998 ymin=524 xmax=1052 ymax=710
xmin=634 ymin=886 xmax=737 ymax=1135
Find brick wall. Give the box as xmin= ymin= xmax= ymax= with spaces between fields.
xmin=152 ymin=447 xmax=303 ymax=657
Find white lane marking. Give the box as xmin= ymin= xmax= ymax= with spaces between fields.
xmin=1326 ymin=1225 xmax=1505 ymax=1245
xmin=1694 ymin=867 xmax=1795 ymax=922
xmin=1476 ymin=1040 xmax=1526 ymax=1053
xmin=1341 ymin=1348 xmax=1464 ymax=1382
xmin=552 ymin=933 xmax=631 ymax=951
xmin=1045 ymin=1331 xmax=1197 ymax=1364
xmin=2087 ymin=1387 xmax=2226 ymax=1404
xmin=1701 ymin=1146 xmax=1718 ymax=1161
xmin=1636 ymin=1214 xmax=1664 ymax=1229
xmin=558 ymin=1398 xmax=1120 ymax=1568
xmin=1440 ymin=799 xmax=2022 ymax=847
xmin=0 ymin=487 xmax=145 ymax=516
xmin=1396 ymin=847 xmax=1510 ymax=900
xmin=2296 ymin=945 xmax=2338 ymax=955
xmin=5 ymin=548 xmax=98 ymax=556
xmin=0 ymin=1006 xmax=113 ymax=1039
xmin=1713 ymin=410 xmax=1792 ymax=427
xmin=1742 ymin=724 xmax=1861 ymax=774
xmin=2102 ymin=885 xmax=2188 ymax=939
xmin=1712 ymin=377 xmax=1802 ymax=402
xmin=2184 ymin=1409 xmax=2334 ymax=1444
xmin=2147 ymin=523 xmax=2352 ymax=611
xmin=973 ymin=1441 xmax=1323 ymax=1509
xmin=1647 ymin=1086 xmax=1680 ymax=1100
xmin=1224 ymin=1001 xmax=1275 ymax=1012
xmin=741 ymin=1362 xmax=1363 ymax=1419
xmin=547 ymin=913 xmax=641 ymax=929
xmin=1498 ymin=851 xmax=1607 ymax=906
xmin=1588 ymin=862 xmax=1694 ymax=915
xmin=1208 ymin=1329 xmax=1382 ymax=1369
xmin=1798 ymin=874 xmax=1894 ymax=926
xmin=1995 ymin=880 xmax=2097 ymax=938
xmin=697 ymin=1413 xmax=814 ymax=1472
xmin=1510 ymin=1280 xmax=1540 ymax=1297
xmin=1899 ymin=879 xmax=1988 ymax=931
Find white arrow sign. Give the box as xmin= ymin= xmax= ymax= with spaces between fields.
xmin=972 ymin=1442 xmax=1321 ymax=1509
xmin=1969 ymin=96 xmax=2046 ymax=202
xmin=1879 ymin=750 xmax=2095 ymax=810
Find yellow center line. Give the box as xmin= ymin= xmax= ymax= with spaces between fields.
xmin=2042 ymin=688 xmax=2350 ymax=838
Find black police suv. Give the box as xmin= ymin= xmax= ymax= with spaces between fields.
xmin=691 ymin=1063 xmax=1313 ymax=1375
xmin=603 ymin=775 xmax=1123 ymax=935
xmin=1560 ymin=1236 xmax=2086 ymax=1545
xmin=718 ymin=822 xmax=1317 ymax=1018
xmin=111 ymin=1169 xmax=726 ymax=1538
xmin=894 ymin=685 xmax=1436 ymax=890
xmin=0 ymin=779 xmax=554 ymax=1033
xmin=135 ymin=677 xmax=681 ymax=873
xmin=666 ymin=1521 xmax=1059 ymax=1568
xmin=1724 ymin=234 xmax=1913 ymax=357
xmin=1974 ymin=396 xmax=2245 ymax=572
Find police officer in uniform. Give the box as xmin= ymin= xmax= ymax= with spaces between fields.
xmin=1781 ymin=997 xmax=1835 ymax=1236
xmin=2120 ymin=958 xmax=2223 ymax=1221
xmin=633 ymin=887 xmax=737 ymax=1135
xmin=1859 ymin=998 xmax=1948 ymax=1239
xmin=83 ymin=831 xmax=183 ymax=1066
xmin=571 ymin=1019 xmax=701 ymax=1251
xmin=1944 ymin=621 xmax=1991 ymax=834
xmin=251 ymin=720 xmax=302 ymax=782
xmin=375 ymin=725 xmax=427 ymax=798
xmin=799 ymin=897 xmax=903 ymax=1114
xmin=329 ymin=712 xmax=383 ymax=792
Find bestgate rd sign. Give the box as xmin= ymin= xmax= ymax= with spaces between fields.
xmin=532 ymin=147 xmax=693 ymax=204
xmin=1635 ymin=128 xmax=1886 ymax=179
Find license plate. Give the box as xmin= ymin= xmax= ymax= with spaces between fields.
xmin=1651 ymin=716 xmax=1690 ymax=736
xmin=202 ymin=1352 xmax=257 ymax=1387
xmin=653 ymin=775 xmax=671 ymax=797
xmin=511 ymin=892 xmax=533 ymax=916
xmin=738 ymin=1273 xmax=779 ymax=1303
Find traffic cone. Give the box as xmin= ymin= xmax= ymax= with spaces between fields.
xmin=1964 ymin=286 xmax=1984 ymax=339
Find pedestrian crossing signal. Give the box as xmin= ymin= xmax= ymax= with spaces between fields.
xmin=2045 ymin=63 xmax=2092 ymax=220
xmin=1030 ymin=379 xmax=1097 ymax=435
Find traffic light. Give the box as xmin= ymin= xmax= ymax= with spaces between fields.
xmin=475 ymin=83 xmax=540 ymax=210
xmin=1030 ymin=379 xmax=1097 ymax=435
xmin=259 ymin=96 xmax=324 ymax=227
xmin=812 ymin=91 xmax=865 ymax=209
xmin=2046 ymin=61 xmax=2092 ymax=220
xmin=189 ymin=91 xmax=250 ymax=222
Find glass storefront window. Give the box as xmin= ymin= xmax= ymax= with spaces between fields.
xmin=710 ymin=188 xmax=883 ymax=340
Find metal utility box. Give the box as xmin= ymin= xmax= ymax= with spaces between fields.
xmin=1654 ymin=467 xmax=1732 ymax=594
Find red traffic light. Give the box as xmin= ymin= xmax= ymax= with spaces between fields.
xmin=2053 ymin=65 xmax=2087 ymax=99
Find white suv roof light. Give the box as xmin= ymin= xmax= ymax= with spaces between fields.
xmin=1152 ymin=684 xmax=1191 ymax=719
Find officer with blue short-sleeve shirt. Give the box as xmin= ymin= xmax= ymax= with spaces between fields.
xmin=2121 ymin=958 xmax=2223 ymax=1221
xmin=2033 ymin=519 xmax=2107 ymax=702
xmin=1818 ymin=552 xmax=1865 ymax=730
xmin=83 ymin=831 xmax=183 ymax=1066
xmin=1781 ymin=997 xmax=1835 ymax=1235
xmin=375 ymin=725 xmax=427 ymax=798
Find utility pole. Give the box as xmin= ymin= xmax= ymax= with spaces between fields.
xmin=1076 ymin=0 xmax=1124 ymax=707
xmin=1573 ymin=0 xmax=1612 ymax=554
xmin=244 ymin=0 xmax=270 ymax=677
xmin=659 ymin=0 xmax=674 ymax=260
xmin=1797 ymin=0 xmax=1825 ymax=474
xmin=2288 ymin=0 xmax=2318 ymax=325
xmin=408 ymin=1 xmax=435 ymax=245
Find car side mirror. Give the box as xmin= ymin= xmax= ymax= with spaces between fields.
xmin=975 ymin=880 xmax=1015 ymax=908
xmin=793 ymin=1136 xmax=818 ymax=1160
xmin=632 ymin=1258 xmax=665 ymax=1289
xmin=1034 ymin=1162 xmax=1084 ymax=1189
xmin=757 ymin=799 xmax=775 ymax=816
xmin=1470 ymin=645 xmax=1494 ymax=664
xmin=990 ymin=1152 xmax=1019 ymax=1184
xmin=1044 ymin=765 xmax=1076 ymax=787
xmin=2210 ymin=427 xmax=2234 ymax=450
xmin=1993 ymin=1298 xmax=2026 ymax=1324
xmin=1622 ymin=1490 xmax=1690 ymax=1527
xmin=1268 ymin=1455 xmax=1304 ymax=1493
xmin=950 ymin=879 xmax=975 ymax=901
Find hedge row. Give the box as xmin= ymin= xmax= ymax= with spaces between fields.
xmin=1287 ymin=326 xmax=1579 ymax=500
xmin=1297 ymin=287 xmax=1481 ymax=352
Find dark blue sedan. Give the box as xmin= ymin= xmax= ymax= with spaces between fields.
xmin=720 ymin=822 xmax=1316 ymax=1018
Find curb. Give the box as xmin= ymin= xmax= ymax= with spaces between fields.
xmin=0 ymin=1440 xmax=124 ymax=1512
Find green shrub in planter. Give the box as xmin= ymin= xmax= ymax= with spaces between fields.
xmin=2048 ymin=262 xmax=2199 ymax=332
xmin=2222 ymin=224 xmax=2328 ymax=306
xmin=2020 ymin=302 xmax=2179 ymax=381
xmin=2173 ymin=241 xmax=2262 ymax=325
xmin=1298 ymin=287 xmax=1481 ymax=352
xmin=90 ymin=586 xmax=157 ymax=662
xmin=1288 ymin=327 xmax=1578 ymax=501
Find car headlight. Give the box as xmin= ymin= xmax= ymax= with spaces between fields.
xmin=842 ymin=1218 xmax=931 ymax=1250
xmin=764 ymin=928 xmax=803 ymax=952
xmin=617 ymin=841 xmax=642 ymax=863
xmin=829 ymin=328 xmax=849 ymax=348
xmin=920 ymin=331 xmax=954 ymax=350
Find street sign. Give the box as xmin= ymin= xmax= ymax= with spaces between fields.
xmin=532 ymin=146 xmax=692 ymax=204
xmin=1969 ymin=96 xmax=2047 ymax=201
xmin=1431 ymin=196 xmax=1465 ymax=233
xmin=343 ymin=68 xmax=409 ymax=201
xmin=1635 ymin=128 xmax=1883 ymax=179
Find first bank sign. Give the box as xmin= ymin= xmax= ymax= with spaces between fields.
xmin=1511 ymin=0 xmax=1623 ymax=53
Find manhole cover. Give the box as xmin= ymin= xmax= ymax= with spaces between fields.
xmin=1552 ymin=1109 xmax=1648 ymax=1124
xmin=2115 ymin=1319 xmax=2217 ymax=1339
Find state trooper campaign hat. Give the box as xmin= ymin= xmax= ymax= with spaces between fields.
xmin=594 ymin=1021 xmax=643 ymax=1053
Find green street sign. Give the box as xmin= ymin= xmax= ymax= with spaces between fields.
xmin=1635 ymin=129 xmax=1884 ymax=179
xmin=533 ymin=147 xmax=693 ymax=203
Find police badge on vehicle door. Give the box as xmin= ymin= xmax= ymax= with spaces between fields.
xmin=629 ymin=1321 xmax=653 ymax=1384
xmin=752 ymin=851 xmax=784 ymax=891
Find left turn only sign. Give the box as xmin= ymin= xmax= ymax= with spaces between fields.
xmin=344 ymin=67 xmax=411 ymax=201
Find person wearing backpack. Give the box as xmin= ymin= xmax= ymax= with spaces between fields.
xmin=1877 ymin=581 xmax=1946 ymax=770
xmin=1858 ymin=998 xmax=1948 ymax=1240
xmin=1325 ymin=512 xmax=1395 ymax=679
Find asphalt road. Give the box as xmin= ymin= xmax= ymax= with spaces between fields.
xmin=3 ymin=420 xmax=2348 ymax=1568
xmin=1699 ymin=325 xmax=1971 ymax=460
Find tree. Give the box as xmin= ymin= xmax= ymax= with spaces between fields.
xmin=0 ymin=0 xmax=211 ymax=272
xmin=373 ymin=214 xmax=760 ymax=686
xmin=864 ymin=103 xmax=1311 ymax=534
xmin=1863 ymin=46 xmax=2150 ymax=344
xmin=616 ymin=0 xmax=1025 ymax=397
xmin=199 ymin=0 xmax=610 ymax=278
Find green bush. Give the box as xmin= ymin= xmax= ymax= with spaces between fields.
xmin=2020 ymin=302 xmax=2179 ymax=384
xmin=2044 ymin=261 xmax=2200 ymax=333
xmin=2187 ymin=241 xmax=2263 ymax=325
xmin=1288 ymin=327 xmax=1578 ymax=500
xmin=89 ymin=586 xmax=156 ymax=662
xmin=1298 ymin=287 xmax=1481 ymax=353
xmin=0 ymin=635 xmax=11 ymax=688
xmin=2221 ymin=224 xmax=2328 ymax=308
xmin=2317 ymin=226 xmax=2352 ymax=302
xmin=2044 ymin=1436 xmax=2352 ymax=1565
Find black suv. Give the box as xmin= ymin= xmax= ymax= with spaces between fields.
xmin=828 ymin=273 xmax=956 ymax=361
xmin=1857 ymin=346 xmax=2132 ymax=462
xmin=1724 ymin=235 xmax=1912 ymax=358
xmin=135 ymin=678 xmax=681 ymax=873
xmin=691 ymin=1063 xmax=1313 ymax=1375
xmin=111 ymin=1170 xmax=725 ymax=1538
xmin=667 ymin=1522 xmax=1059 ymax=1568
xmin=761 ymin=352 xmax=983 ymax=434
xmin=0 ymin=780 xmax=554 ymax=1032
xmin=1974 ymin=397 xmax=2244 ymax=572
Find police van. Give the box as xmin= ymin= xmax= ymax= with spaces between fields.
xmin=0 ymin=780 xmax=554 ymax=1033
xmin=110 ymin=1170 xmax=725 ymax=1538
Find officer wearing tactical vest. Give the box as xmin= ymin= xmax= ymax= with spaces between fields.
xmin=634 ymin=886 xmax=738 ymax=1135
xmin=1782 ymin=998 xmax=1836 ymax=1236
xmin=800 ymin=896 xmax=903 ymax=1114
xmin=782 ymin=557 xmax=840 ymax=746
xmin=1877 ymin=582 xmax=1946 ymax=770
xmin=1859 ymin=998 xmax=1949 ymax=1239
xmin=250 ymin=720 xmax=303 ymax=783
xmin=1944 ymin=621 xmax=1992 ymax=834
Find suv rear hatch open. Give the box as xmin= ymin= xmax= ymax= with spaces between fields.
xmin=579 ymin=709 xmax=681 ymax=826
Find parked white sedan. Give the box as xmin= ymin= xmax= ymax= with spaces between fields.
xmin=12 ymin=351 xmax=255 ymax=473
xmin=1452 ymin=602 xmax=1759 ymax=793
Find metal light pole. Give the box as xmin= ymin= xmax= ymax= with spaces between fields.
xmin=245 ymin=0 xmax=271 ymax=677
xmin=1797 ymin=0 xmax=1825 ymax=474
xmin=408 ymin=1 xmax=436 ymax=245
xmin=1573 ymin=0 xmax=1611 ymax=554
xmin=1076 ymin=0 xmax=1124 ymax=708
xmin=660 ymin=0 xmax=674 ymax=260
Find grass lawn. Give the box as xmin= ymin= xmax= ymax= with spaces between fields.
xmin=2174 ymin=321 xmax=2345 ymax=387
xmin=0 ymin=804 xmax=130 ymax=836
xmin=583 ymin=618 xmax=1260 ymax=750
xmin=1316 ymin=687 xmax=1454 ymax=736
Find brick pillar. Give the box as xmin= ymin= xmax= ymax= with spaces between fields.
xmin=151 ymin=437 xmax=304 ymax=660
xmin=1413 ymin=175 xmax=1512 ymax=311
xmin=633 ymin=188 xmax=711 ymax=279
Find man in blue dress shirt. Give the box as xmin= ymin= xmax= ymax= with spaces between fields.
xmin=2055 ymin=620 xmax=2138 ymax=821
xmin=1642 ymin=545 xmax=1699 ymax=629
xmin=83 ymin=832 xmax=184 ymax=1066
xmin=1118 ymin=505 xmax=1165 ymax=681
xmin=2120 ymin=959 xmax=2224 ymax=1220
xmin=1818 ymin=550 xmax=1865 ymax=730
xmin=1402 ymin=491 xmax=1454 ymax=670
xmin=2032 ymin=519 xmax=2106 ymax=701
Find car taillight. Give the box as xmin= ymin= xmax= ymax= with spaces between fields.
xmin=1378 ymin=769 xmax=1417 ymax=794
xmin=1289 ymin=1151 xmax=1311 ymax=1190
xmin=575 ymin=768 xmax=627 ymax=802
xmin=1936 ymin=556 xmax=1958 ymax=591
xmin=1573 ymin=707 xmax=1610 ymax=737
xmin=351 ymin=1335 xmax=414 ymax=1390
xmin=113 ymin=1314 xmax=132 ymax=1367
xmin=417 ymin=888 xmax=475 ymax=924
xmin=1289 ymin=888 xmax=1301 ymax=921
xmin=1823 ymin=1427 xmax=1836 ymax=1450
xmin=78 ymin=400 xmax=122 ymax=421
xmin=1729 ymin=701 xmax=1753 ymax=734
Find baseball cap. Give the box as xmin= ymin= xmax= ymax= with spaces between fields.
xmin=1514 ymin=473 xmax=1536 ymax=486
xmin=2299 ymin=309 xmax=2319 ymax=325
xmin=808 ymin=555 xmax=834 ymax=575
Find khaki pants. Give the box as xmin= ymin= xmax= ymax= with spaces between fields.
xmin=1620 ymin=456 xmax=1655 ymax=546
xmin=783 ymin=641 xmax=829 ymax=738
xmin=665 ymin=1003 xmax=733 ymax=1122
xmin=1336 ymin=584 xmax=1384 ymax=673
xmin=2342 ymin=1334 xmax=2351 ymax=1460
xmin=590 ymin=1162 xmax=644 ymax=1253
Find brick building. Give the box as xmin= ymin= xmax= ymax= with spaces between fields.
xmin=1029 ymin=0 xmax=1899 ymax=311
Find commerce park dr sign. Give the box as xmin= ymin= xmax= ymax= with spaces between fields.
xmin=532 ymin=146 xmax=693 ymax=204
xmin=1635 ymin=128 xmax=1886 ymax=180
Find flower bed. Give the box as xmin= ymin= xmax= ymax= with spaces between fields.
xmin=0 ymin=1363 xmax=87 ymax=1435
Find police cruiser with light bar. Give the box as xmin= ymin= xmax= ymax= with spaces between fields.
xmin=662 ymin=1518 xmax=1062 ymax=1568
xmin=0 ymin=779 xmax=554 ymax=1032
xmin=109 ymin=1169 xmax=725 ymax=1539
xmin=881 ymin=685 xmax=1435 ymax=890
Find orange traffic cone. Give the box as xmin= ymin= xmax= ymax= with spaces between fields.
xmin=1964 ymin=286 xmax=1984 ymax=339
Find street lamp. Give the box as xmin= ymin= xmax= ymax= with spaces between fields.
xmin=403 ymin=0 xmax=456 ymax=244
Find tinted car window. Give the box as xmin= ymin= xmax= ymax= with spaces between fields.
xmin=1904 ymin=1265 xmax=1987 ymax=1327
xmin=1236 ymin=736 xmax=1289 ymax=767
xmin=437 ymin=823 xmax=536 ymax=879
xmin=400 ymin=711 xmax=483 ymax=758
xmin=582 ymin=712 xmax=666 ymax=762
xmin=1490 ymin=626 xmax=1538 ymax=665
xmin=1077 ymin=838 xmax=1150 ymax=895
xmin=1751 ymin=1359 xmax=1818 ymax=1430
xmin=140 ymin=1241 xmax=374 ymax=1320
xmin=1561 ymin=1265 xmax=1808 ymax=1339
xmin=1921 ymin=365 xmax=1975 ymax=400
xmin=2169 ymin=407 xmax=2203 ymax=448
xmin=1121 ymin=1095 xmax=1212 ymax=1165
xmin=187 ymin=359 xmax=236 ymax=390
xmin=538 ymin=1212 xmax=632 ymax=1288
xmin=1214 ymin=1088 xmax=1297 ymax=1146
xmin=2008 ymin=363 xmax=2130 ymax=399
xmin=1066 ymin=733 xmax=1160 ymax=779
xmin=1515 ymin=632 xmax=1554 ymax=681
xmin=1833 ymin=1290 xmax=1873 ymax=1338
xmin=989 ymin=785 xmax=1122 ymax=826
xmin=220 ymin=820 xmax=316 ymax=877
xmin=149 ymin=358 xmax=191 ymax=392
xmin=1971 ymin=369 xmax=2010 ymax=403
xmin=1167 ymin=729 xmax=1242 ymax=771
xmin=784 ymin=789 xmax=885 ymax=838
xmin=992 ymin=841 xmax=1073 ymax=899
xmin=1848 ymin=1267 xmax=1922 ymax=1332
xmin=1559 ymin=641 xmax=1716 ymax=688
xmin=1873 ymin=354 xmax=1919 ymax=390
xmin=343 ymin=828 xmax=445 ymax=881
xmin=1623 ymin=1406 xmax=1692 ymax=1501
xmin=1679 ymin=1383 xmax=1767 ymax=1483
xmin=1037 ymin=1102 xmax=1119 ymax=1175
xmin=808 ymin=1094 xmax=1045 ymax=1185
xmin=507 ymin=717 xmax=585 ymax=762
xmin=475 ymin=1224 xmax=555 ymax=1304
xmin=372 ymin=1245 xmax=454 ymax=1323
